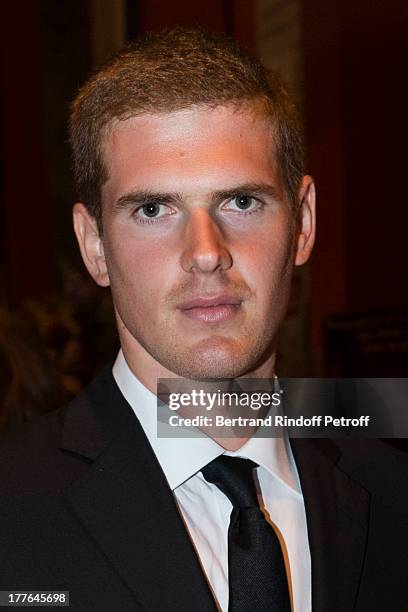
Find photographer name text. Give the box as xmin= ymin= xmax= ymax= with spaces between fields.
xmin=167 ymin=414 xmax=371 ymax=428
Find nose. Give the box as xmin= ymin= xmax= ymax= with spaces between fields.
xmin=180 ymin=208 xmax=233 ymax=274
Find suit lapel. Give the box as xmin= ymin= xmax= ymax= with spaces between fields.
xmin=290 ymin=439 xmax=370 ymax=612
xmin=60 ymin=368 xmax=217 ymax=612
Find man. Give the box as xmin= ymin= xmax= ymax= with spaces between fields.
xmin=0 ymin=28 xmax=407 ymax=612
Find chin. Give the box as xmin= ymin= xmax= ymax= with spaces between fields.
xmin=161 ymin=338 xmax=259 ymax=380
xmin=174 ymin=361 xmax=244 ymax=380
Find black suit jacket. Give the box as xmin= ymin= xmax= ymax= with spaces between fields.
xmin=0 ymin=365 xmax=407 ymax=611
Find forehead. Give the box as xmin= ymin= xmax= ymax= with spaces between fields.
xmin=101 ymin=103 xmax=280 ymax=201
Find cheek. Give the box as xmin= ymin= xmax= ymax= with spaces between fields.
xmin=234 ymin=227 xmax=294 ymax=293
xmin=104 ymin=226 xmax=178 ymax=310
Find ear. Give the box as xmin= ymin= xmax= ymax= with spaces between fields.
xmin=72 ymin=203 xmax=110 ymax=287
xmin=295 ymin=175 xmax=316 ymax=266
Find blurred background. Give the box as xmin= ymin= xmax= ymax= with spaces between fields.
xmin=1 ymin=0 xmax=407 ymax=426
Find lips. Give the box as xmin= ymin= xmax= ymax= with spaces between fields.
xmin=178 ymin=295 xmax=242 ymax=310
xmin=178 ymin=295 xmax=242 ymax=324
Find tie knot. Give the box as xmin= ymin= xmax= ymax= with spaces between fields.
xmin=201 ymin=455 xmax=259 ymax=508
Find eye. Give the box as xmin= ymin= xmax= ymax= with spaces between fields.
xmin=223 ymin=195 xmax=261 ymax=213
xmin=134 ymin=203 xmax=173 ymax=221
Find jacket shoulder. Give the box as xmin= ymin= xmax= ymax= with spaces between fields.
xmin=0 ymin=405 xmax=81 ymax=494
xmin=0 ymin=363 xmax=128 ymax=493
xmin=335 ymin=438 xmax=408 ymax=503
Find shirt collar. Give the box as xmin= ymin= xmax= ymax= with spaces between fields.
xmin=112 ymin=349 xmax=300 ymax=494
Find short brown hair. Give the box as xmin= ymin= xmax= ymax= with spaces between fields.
xmin=69 ymin=28 xmax=304 ymax=229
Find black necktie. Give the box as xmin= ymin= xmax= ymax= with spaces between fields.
xmin=201 ymin=455 xmax=291 ymax=612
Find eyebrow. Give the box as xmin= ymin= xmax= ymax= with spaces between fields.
xmin=114 ymin=182 xmax=281 ymax=211
xmin=114 ymin=190 xmax=182 ymax=211
xmin=210 ymin=182 xmax=281 ymax=203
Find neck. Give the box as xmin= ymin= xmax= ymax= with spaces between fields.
xmin=118 ymin=324 xmax=277 ymax=451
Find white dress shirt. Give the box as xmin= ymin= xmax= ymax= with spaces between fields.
xmin=113 ymin=350 xmax=311 ymax=611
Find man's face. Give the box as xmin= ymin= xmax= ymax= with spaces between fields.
xmin=74 ymin=103 xmax=315 ymax=381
